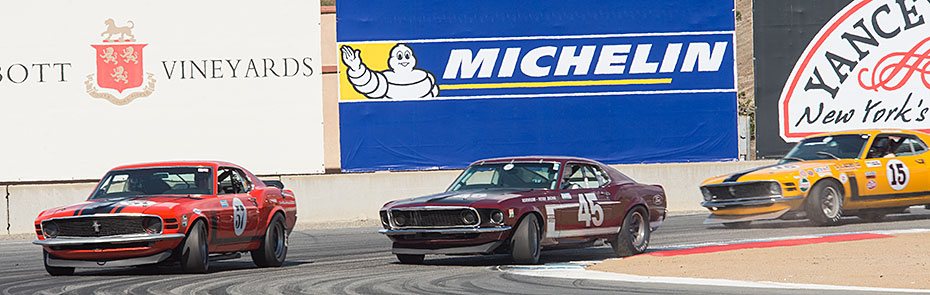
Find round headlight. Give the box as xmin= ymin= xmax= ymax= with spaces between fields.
xmin=43 ymin=222 xmax=59 ymax=238
xmin=490 ymin=211 xmax=505 ymax=224
xmin=380 ymin=211 xmax=390 ymax=227
xmin=701 ymin=187 xmax=713 ymax=201
xmin=461 ymin=210 xmax=478 ymax=225
xmin=392 ymin=214 xmax=406 ymax=227
xmin=143 ymin=217 xmax=163 ymax=234
xmin=769 ymin=182 xmax=782 ymax=195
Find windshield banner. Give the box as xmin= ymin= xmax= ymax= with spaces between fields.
xmin=337 ymin=0 xmax=738 ymax=171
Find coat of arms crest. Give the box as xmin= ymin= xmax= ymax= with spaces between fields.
xmin=84 ymin=19 xmax=156 ymax=105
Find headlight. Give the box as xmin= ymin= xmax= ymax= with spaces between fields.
xmin=143 ymin=217 xmax=163 ymax=234
xmin=392 ymin=213 xmax=406 ymax=227
xmin=490 ymin=210 xmax=505 ymax=225
xmin=461 ymin=210 xmax=478 ymax=225
xmin=701 ymin=187 xmax=713 ymax=201
xmin=380 ymin=211 xmax=390 ymax=227
xmin=43 ymin=222 xmax=59 ymax=238
xmin=769 ymin=182 xmax=782 ymax=195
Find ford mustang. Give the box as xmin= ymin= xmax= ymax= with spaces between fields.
xmin=379 ymin=156 xmax=667 ymax=264
xmin=701 ymin=130 xmax=930 ymax=227
xmin=33 ymin=161 xmax=297 ymax=275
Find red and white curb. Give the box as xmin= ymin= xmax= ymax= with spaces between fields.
xmin=498 ymin=228 xmax=930 ymax=293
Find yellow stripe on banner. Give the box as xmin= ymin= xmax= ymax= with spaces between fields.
xmin=439 ymin=78 xmax=673 ymax=90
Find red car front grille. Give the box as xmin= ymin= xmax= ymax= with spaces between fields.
xmin=46 ymin=216 xmax=147 ymax=237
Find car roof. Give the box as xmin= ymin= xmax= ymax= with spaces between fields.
xmin=806 ymin=129 xmax=928 ymax=138
xmin=109 ymin=160 xmax=241 ymax=171
xmin=473 ymin=156 xmax=600 ymax=165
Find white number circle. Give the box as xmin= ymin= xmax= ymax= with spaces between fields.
xmin=885 ymin=159 xmax=910 ymax=191
xmin=232 ymin=197 xmax=247 ymax=236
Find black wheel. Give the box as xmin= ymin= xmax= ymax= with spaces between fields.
xmin=722 ymin=221 xmax=752 ymax=229
xmin=252 ymin=214 xmax=288 ymax=267
xmin=43 ymin=250 xmax=74 ymax=276
xmin=856 ymin=211 xmax=887 ymax=222
xmin=511 ymin=214 xmax=541 ymax=264
xmin=395 ymin=254 xmax=425 ymax=264
xmin=612 ymin=207 xmax=650 ymax=257
xmin=179 ymin=220 xmax=209 ymax=273
xmin=805 ymin=181 xmax=844 ymax=226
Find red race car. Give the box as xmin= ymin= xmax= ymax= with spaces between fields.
xmin=33 ymin=161 xmax=297 ymax=275
xmin=379 ymin=156 xmax=667 ymax=264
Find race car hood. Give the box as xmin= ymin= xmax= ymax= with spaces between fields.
xmin=703 ymin=160 xmax=847 ymax=185
xmin=385 ymin=188 xmax=543 ymax=208
xmin=39 ymin=195 xmax=199 ymax=219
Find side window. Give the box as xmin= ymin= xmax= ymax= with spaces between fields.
xmin=867 ymin=135 xmax=895 ymax=159
xmin=590 ymin=165 xmax=611 ymax=187
xmin=232 ymin=169 xmax=252 ymax=192
xmin=895 ymin=136 xmax=928 ymax=156
xmin=562 ymin=164 xmax=586 ymax=189
xmin=218 ymin=167 xmax=246 ymax=194
xmin=581 ymin=166 xmax=600 ymax=189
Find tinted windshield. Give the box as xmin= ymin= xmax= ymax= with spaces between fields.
xmin=448 ymin=162 xmax=559 ymax=191
xmin=90 ymin=167 xmax=214 ymax=199
xmin=781 ymin=134 xmax=868 ymax=163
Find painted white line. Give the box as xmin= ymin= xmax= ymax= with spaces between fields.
xmin=499 ymin=228 xmax=930 ymax=293
xmin=501 ymin=267 xmax=930 ymax=293
xmin=339 ymin=31 xmax=736 ymax=45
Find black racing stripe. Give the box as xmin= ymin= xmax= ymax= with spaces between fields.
xmin=72 ymin=203 xmax=91 ymax=216
xmin=848 ymin=176 xmax=859 ymax=199
xmin=853 ymin=190 xmax=930 ymax=200
xmin=210 ymin=213 xmax=218 ymax=244
xmin=79 ymin=199 xmax=125 ymax=216
xmin=724 ymin=163 xmax=782 ymax=182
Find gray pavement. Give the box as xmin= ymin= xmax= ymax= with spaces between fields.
xmin=2 ymin=210 xmax=930 ymax=294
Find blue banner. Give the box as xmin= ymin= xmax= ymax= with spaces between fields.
xmin=337 ymin=0 xmax=737 ymax=172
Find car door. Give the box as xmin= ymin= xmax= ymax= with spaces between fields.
xmin=855 ymin=134 xmax=930 ymax=202
xmin=547 ymin=163 xmax=612 ymax=240
xmin=214 ymin=167 xmax=260 ymax=250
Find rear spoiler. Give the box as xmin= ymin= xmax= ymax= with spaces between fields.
xmin=263 ymin=180 xmax=285 ymax=189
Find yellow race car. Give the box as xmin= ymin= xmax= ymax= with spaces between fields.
xmin=700 ymin=129 xmax=930 ymax=227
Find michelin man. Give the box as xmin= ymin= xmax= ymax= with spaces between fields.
xmin=341 ymin=43 xmax=439 ymax=99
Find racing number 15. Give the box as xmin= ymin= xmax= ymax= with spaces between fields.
xmin=578 ymin=193 xmax=603 ymax=227
xmin=889 ymin=163 xmax=907 ymax=186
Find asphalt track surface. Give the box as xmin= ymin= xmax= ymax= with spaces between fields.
xmin=3 ymin=210 xmax=930 ymax=294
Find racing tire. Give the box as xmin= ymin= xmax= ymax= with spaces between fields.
xmin=252 ymin=213 xmax=288 ymax=267
xmin=43 ymin=250 xmax=74 ymax=276
xmin=395 ymin=254 xmax=425 ymax=264
xmin=511 ymin=214 xmax=541 ymax=264
xmin=612 ymin=207 xmax=650 ymax=257
xmin=180 ymin=220 xmax=209 ymax=273
xmin=721 ymin=221 xmax=752 ymax=229
xmin=805 ymin=181 xmax=844 ymax=226
xmin=855 ymin=211 xmax=887 ymax=222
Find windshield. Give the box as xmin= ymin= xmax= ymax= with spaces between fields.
xmin=448 ymin=162 xmax=559 ymax=191
xmin=780 ymin=134 xmax=869 ymax=163
xmin=90 ymin=167 xmax=214 ymax=199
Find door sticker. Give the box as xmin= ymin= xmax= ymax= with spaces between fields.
xmin=865 ymin=160 xmax=881 ymax=168
xmin=867 ymin=180 xmax=878 ymax=190
xmin=838 ymin=173 xmax=848 ymax=184
xmin=799 ymin=178 xmax=810 ymax=192
xmin=577 ymin=192 xmax=603 ymax=227
xmin=232 ymin=197 xmax=247 ymax=236
xmin=886 ymin=159 xmax=909 ymax=191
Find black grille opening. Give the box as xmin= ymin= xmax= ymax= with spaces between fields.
xmin=390 ymin=209 xmax=478 ymax=227
xmin=707 ymin=183 xmax=774 ymax=200
xmin=45 ymin=216 xmax=149 ymax=237
xmin=50 ymin=242 xmax=153 ymax=251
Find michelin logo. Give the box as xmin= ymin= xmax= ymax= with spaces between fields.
xmin=341 ymin=43 xmax=439 ymax=99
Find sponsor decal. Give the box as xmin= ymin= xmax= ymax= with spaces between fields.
xmin=508 ymin=208 xmax=515 ymax=218
xmin=839 ymin=172 xmax=849 ymax=184
xmin=814 ymin=166 xmax=832 ymax=176
xmin=86 ymin=18 xmax=156 ymax=105
xmin=192 ymin=208 xmax=201 ymax=215
xmin=834 ymin=163 xmax=858 ymax=171
xmin=886 ymin=159 xmax=910 ymax=190
xmin=546 ymin=196 xmax=557 ymax=201
xmin=807 ymin=169 xmax=815 ymax=177
xmin=799 ymin=170 xmax=809 ymax=178
xmin=561 ymin=193 xmax=572 ymax=200
xmin=522 ymin=197 xmax=536 ymax=203
xmin=779 ymin=0 xmax=930 ymax=141
xmin=867 ymin=179 xmax=878 ymax=190
xmin=118 ymin=200 xmax=154 ymax=207
xmin=773 ymin=165 xmax=801 ymax=170
xmin=865 ymin=160 xmax=882 ymax=168
xmin=799 ymin=178 xmax=811 ymax=192
xmin=219 ymin=200 xmax=229 ymax=207
xmin=866 ymin=171 xmax=878 ymax=179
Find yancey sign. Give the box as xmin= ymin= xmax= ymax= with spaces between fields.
xmin=780 ymin=0 xmax=930 ymax=141
xmin=0 ymin=1 xmax=323 ymax=181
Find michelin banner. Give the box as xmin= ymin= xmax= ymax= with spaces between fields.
xmin=0 ymin=1 xmax=324 ymax=181
xmin=337 ymin=0 xmax=738 ymax=171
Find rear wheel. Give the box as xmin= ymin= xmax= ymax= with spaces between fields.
xmin=805 ymin=181 xmax=844 ymax=226
xmin=511 ymin=214 xmax=541 ymax=264
xmin=43 ymin=250 xmax=74 ymax=276
xmin=252 ymin=213 xmax=288 ymax=267
xmin=721 ymin=221 xmax=752 ymax=229
xmin=179 ymin=220 xmax=209 ymax=273
xmin=611 ymin=207 xmax=650 ymax=257
xmin=395 ymin=254 xmax=425 ymax=264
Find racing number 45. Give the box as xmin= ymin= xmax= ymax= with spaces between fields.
xmin=577 ymin=193 xmax=604 ymax=227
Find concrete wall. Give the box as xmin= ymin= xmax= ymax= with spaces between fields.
xmin=3 ymin=160 xmax=776 ymax=236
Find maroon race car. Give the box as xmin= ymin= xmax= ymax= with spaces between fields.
xmin=379 ymin=156 xmax=667 ymax=264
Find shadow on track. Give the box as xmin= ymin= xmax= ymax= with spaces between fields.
xmin=72 ymin=260 xmax=312 ymax=276
xmin=703 ymin=210 xmax=930 ymax=230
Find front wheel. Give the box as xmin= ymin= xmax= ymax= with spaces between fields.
xmin=43 ymin=250 xmax=74 ymax=276
xmin=511 ymin=214 xmax=541 ymax=264
xmin=611 ymin=208 xmax=650 ymax=257
xmin=805 ymin=181 xmax=844 ymax=226
xmin=252 ymin=214 xmax=288 ymax=267
xmin=179 ymin=220 xmax=209 ymax=273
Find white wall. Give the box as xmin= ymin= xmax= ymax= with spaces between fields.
xmin=3 ymin=160 xmax=776 ymax=235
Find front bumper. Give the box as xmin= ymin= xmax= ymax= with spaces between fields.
xmin=701 ymin=195 xmax=803 ymax=208
xmin=379 ymin=226 xmax=511 ymax=236
xmin=45 ymin=249 xmax=173 ymax=268
xmin=33 ymin=233 xmax=185 ymax=246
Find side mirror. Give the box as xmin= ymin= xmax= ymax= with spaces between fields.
xmin=263 ymin=180 xmax=285 ymax=190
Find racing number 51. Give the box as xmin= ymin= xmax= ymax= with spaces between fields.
xmin=578 ymin=192 xmax=604 ymax=227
